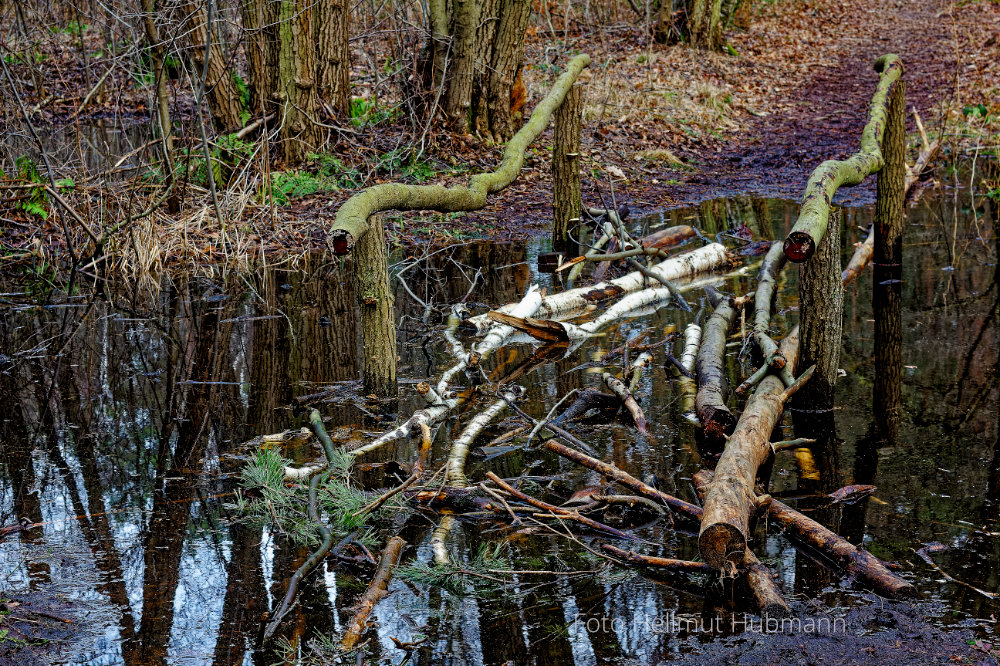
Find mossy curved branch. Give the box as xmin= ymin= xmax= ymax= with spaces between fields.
xmin=783 ymin=54 xmax=903 ymax=263
xmin=328 ymin=54 xmax=591 ymax=252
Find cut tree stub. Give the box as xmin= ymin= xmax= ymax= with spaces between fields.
xmin=783 ymin=231 xmax=815 ymax=263
xmin=330 ymin=230 xmax=354 ymax=255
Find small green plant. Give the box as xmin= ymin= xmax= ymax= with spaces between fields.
xmin=375 ymin=148 xmax=438 ymax=182
xmin=232 ymin=73 xmax=251 ymax=127
xmin=53 ymin=20 xmax=87 ymax=36
xmin=233 ymin=446 xmax=391 ymax=547
xmin=13 ymin=156 xmax=48 ymax=220
xmin=349 ymin=97 xmax=396 ymax=127
xmin=396 ymin=543 xmax=509 ymax=597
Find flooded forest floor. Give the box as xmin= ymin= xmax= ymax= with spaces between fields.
xmin=1 ymin=0 xmax=999 ymax=665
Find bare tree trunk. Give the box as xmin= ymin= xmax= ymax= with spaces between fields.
xmin=276 ymin=0 xmax=320 ymax=163
xmin=141 ymin=0 xmax=176 ymax=211
xmin=183 ymin=0 xmax=244 ymax=132
xmin=353 ymin=217 xmax=397 ymax=398
xmin=794 ymin=208 xmax=843 ymax=411
xmin=443 ymin=0 xmax=479 ymax=131
xmin=552 ymin=81 xmax=583 ymax=252
xmin=872 ymin=80 xmax=905 ymax=444
xmin=476 ymin=0 xmax=531 ymax=141
xmin=686 ymin=0 xmax=724 ymax=50
xmin=315 ymin=0 xmax=350 ymax=115
xmin=240 ymin=0 xmax=276 ymax=114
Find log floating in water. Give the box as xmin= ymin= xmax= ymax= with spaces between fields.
xmin=697 ymin=471 xmax=913 ymax=597
xmin=542 ymin=440 xmax=788 ymax=615
xmin=698 ymin=329 xmax=801 ymax=569
xmin=695 ymin=289 xmax=739 ymax=443
xmin=341 ymin=536 xmax=407 ymax=650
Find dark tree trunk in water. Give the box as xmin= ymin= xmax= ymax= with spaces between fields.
xmin=872 ymin=80 xmax=905 ymax=444
xmin=552 ymin=81 xmax=583 ymax=252
xmin=794 ymin=208 xmax=843 ymax=411
xmin=353 ymin=217 xmax=397 ymax=399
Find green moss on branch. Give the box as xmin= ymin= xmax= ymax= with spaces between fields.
xmin=783 ymin=54 xmax=903 ymax=263
xmin=328 ymin=54 xmax=591 ymax=252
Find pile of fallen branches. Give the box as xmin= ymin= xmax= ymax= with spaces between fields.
xmin=238 ymin=55 xmax=949 ymax=652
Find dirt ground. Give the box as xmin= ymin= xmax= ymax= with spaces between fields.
xmin=2 ymin=0 xmax=998 ymax=268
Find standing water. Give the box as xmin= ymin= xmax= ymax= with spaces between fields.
xmin=0 ymin=191 xmax=996 ymax=664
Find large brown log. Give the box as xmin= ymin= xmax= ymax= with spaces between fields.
xmin=543 ymin=440 xmax=788 ymax=615
xmin=641 ymin=225 xmax=697 ymax=250
xmin=341 ymin=536 xmax=407 ymax=650
xmin=695 ymin=289 xmax=739 ymax=443
xmin=695 ymin=471 xmax=913 ymax=597
xmin=698 ymin=329 xmax=800 ymax=568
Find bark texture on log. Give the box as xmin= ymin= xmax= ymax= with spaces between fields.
xmin=315 ymin=0 xmax=351 ymax=115
xmin=696 ymin=470 xmax=911 ymax=597
xmin=353 ymin=216 xmax=397 ymax=398
xmin=794 ymin=208 xmax=843 ymax=411
xmin=641 ymin=225 xmax=697 ymax=250
xmin=767 ymin=495 xmax=912 ymax=596
xmin=341 ymin=536 xmax=407 ymax=650
xmin=552 ymin=82 xmax=583 ymax=251
xmin=841 ymin=137 xmax=939 ymax=286
xmin=872 ymin=79 xmax=906 ymax=445
xmin=698 ymin=329 xmax=800 ymax=568
xmin=691 ymin=471 xmax=789 ymax=616
xmin=753 ymin=242 xmax=787 ymax=370
xmin=543 ymin=441 xmax=788 ymax=615
xmin=783 ymin=55 xmax=903 ymax=262
xmin=695 ymin=290 xmax=738 ymax=443
xmin=330 ymin=54 xmax=591 ymax=251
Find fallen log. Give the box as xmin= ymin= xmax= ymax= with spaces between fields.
xmin=698 ymin=328 xmax=802 ymax=569
xmin=642 ymin=224 xmax=697 ymax=250
xmin=695 ymin=471 xmax=913 ymax=597
xmin=341 ymin=536 xmax=408 ymax=650
xmin=543 ymin=440 xmax=788 ymax=615
xmin=695 ymin=289 xmax=739 ymax=443
xmin=676 ymin=322 xmax=702 ymax=423
xmin=467 ymin=243 xmax=732 ymax=333
xmin=329 ymin=55 xmax=592 ymax=251
xmin=751 ymin=242 xmax=788 ymax=371
xmin=601 ymin=544 xmax=714 ymax=574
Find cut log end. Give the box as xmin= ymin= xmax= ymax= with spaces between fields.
xmin=783 ymin=232 xmax=815 ymax=263
xmin=329 ymin=230 xmax=356 ymax=255
xmin=699 ymin=522 xmax=747 ymax=569
xmin=699 ymin=406 xmax=738 ymax=442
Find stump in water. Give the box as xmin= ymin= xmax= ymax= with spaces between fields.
xmin=873 ymin=78 xmax=906 ymax=444
xmin=793 ymin=208 xmax=843 ymax=412
xmin=552 ymin=81 xmax=583 ymax=254
xmin=353 ymin=216 xmax=397 ymax=399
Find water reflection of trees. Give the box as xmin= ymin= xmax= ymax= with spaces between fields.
xmin=0 ymin=197 xmax=996 ymax=661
